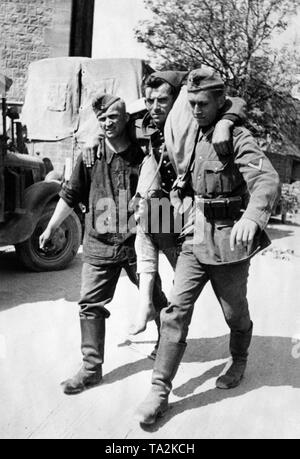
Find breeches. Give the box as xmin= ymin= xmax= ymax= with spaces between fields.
xmin=79 ymin=261 xmax=168 ymax=319
xmin=160 ymin=241 xmax=252 ymax=343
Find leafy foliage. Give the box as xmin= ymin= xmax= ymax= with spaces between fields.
xmin=136 ymin=0 xmax=300 ymax=150
xmin=281 ymin=182 xmax=300 ymax=212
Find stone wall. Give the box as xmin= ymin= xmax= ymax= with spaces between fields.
xmin=0 ymin=0 xmax=72 ymax=101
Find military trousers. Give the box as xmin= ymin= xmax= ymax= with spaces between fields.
xmin=160 ymin=241 xmax=252 ymax=344
xmin=79 ymin=260 xmax=168 ymax=320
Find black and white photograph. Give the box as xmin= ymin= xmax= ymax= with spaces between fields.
xmin=0 ymin=0 xmax=300 ymax=441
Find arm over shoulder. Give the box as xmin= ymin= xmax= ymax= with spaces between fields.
xmin=221 ymin=97 xmax=247 ymax=124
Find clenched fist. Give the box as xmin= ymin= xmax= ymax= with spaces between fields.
xmin=212 ymin=119 xmax=234 ymax=157
xmin=39 ymin=226 xmax=54 ymax=250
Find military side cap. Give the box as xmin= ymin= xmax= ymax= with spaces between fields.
xmin=92 ymin=93 xmax=121 ymax=114
xmin=187 ymin=68 xmax=224 ymax=92
xmin=146 ymin=70 xmax=188 ymax=89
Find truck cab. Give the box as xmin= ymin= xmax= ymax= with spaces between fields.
xmin=0 ymin=73 xmax=82 ymax=271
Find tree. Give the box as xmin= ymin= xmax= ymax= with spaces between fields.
xmin=136 ymin=0 xmax=300 ymax=150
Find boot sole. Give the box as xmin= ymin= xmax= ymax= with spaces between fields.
xmin=135 ymin=409 xmax=166 ymax=426
xmin=62 ymin=378 xmax=103 ymax=395
xmin=135 ymin=403 xmax=168 ymax=426
xmin=216 ymin=375 xmax=244 ymax=390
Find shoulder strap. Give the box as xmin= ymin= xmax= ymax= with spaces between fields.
xmin=144 ymin=140 xmax=164 ymax=194
xmin=182 ymin=126 xmax=201 ymax=176
xmin=172 ymin=126 xmax=201 ymax=192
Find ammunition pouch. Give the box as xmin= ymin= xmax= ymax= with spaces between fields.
xmin=198 ymin=196 xmax=242 ymax=221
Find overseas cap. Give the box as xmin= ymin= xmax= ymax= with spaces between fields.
xmin=92 ymin=93 xmax=122 ymax=114
xmin=187 ymin=68 xmax=224 ymax=92
xmin=146 ymin=71 xmax=188 ymax=90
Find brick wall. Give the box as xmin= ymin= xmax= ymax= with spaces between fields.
xmin=0 ymin=0 xmax=72 ymax=102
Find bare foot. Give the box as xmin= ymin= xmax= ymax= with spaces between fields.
xmin=129 ymin=305 xmax=157 ymax=336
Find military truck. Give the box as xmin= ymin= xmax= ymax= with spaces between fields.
xmin=0 ymin=73 xmax=82 ymax=271
xmin=21 ymin=57 xmax=151 ymax=174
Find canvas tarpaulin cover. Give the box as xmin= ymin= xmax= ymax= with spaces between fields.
xmin=76 ymin=58 xmax=148 ymax=142
xmin=21 ymin=57 xmax=82 ymax=141
xmin=21 ymin=57 xmax=150 ymax=142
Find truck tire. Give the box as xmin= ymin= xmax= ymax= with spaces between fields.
xmin=15 ymin=204 xmax=82 ymax=272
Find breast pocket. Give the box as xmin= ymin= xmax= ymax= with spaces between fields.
xmin=111 ymin=169 xmax=126 ymax=190
xmin=202 ymin=160 xmax=232 ymax=196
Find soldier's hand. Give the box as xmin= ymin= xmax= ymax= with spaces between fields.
xmin=212 ymin=119 xmax=234 ymax=157
xmin=82 ymin=138 xmax=100 ymax=168
xmin=170 ymin=189 xmax=183 ymax=212
xmin=134 ymin=198 xmax=148 ymax=221
xmin=230 ymin=218 xmax=258 ymax=251
xmin=170 ymin=189 xmax=192 ymax=215
xmin=39 ymin=226 xmax=54 ymax=250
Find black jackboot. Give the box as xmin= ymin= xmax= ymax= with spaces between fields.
xmin=216 ymin=322 xmax=253 ymax=389
xmin=148 ymin=315 xmax=161 ymax=361
xmin=62 ymin=318 xmax=105 ymax=395
xmin=149 ymin=274 xmax=168 ymax=360
xmin=135 ymin=341 xmax=186 ymax=425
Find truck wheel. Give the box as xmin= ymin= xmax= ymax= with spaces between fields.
xmin=15 ymin=204 xmax=82 ymax=272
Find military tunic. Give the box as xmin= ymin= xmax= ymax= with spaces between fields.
xmin=159 ymin=122 xmax=280 ymax=345
xmin=60 ymin=139 xmax=168 ymax=319
xmin=134 ymin=102 xmax=251 ymax=273
xmin=134 ymin=112 xmax=179 ymax=271
xmin=181 ymin=125 xmax=280 ymax=265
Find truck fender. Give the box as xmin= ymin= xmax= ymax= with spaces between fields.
xmin=0 ymin=181 xmax=61 ymax=245
xmin=24 ymin=180 xmax=61 ymax=215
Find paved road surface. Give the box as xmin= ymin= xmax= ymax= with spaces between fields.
xmin=0 ymin=217 xmax=300 ymax=439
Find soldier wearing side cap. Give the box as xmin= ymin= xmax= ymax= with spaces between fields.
xmin=135 ymin=68 xmax=280 ymax=425
xmin=39 ymin=93 xmax=169 ymax=395
xmin=130 ymin=70 xmax=247 ymax=335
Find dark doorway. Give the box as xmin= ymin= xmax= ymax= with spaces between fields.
xmin=69 ymin=0 xmax=95 ymax=57
xmin=292 ymin=160 xmax=300 ymax=182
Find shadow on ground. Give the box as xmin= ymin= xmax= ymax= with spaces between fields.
xmin=98 ymin=335 xmax=300 ymax=431
xmin=267 ymin=228 xmax=295 ymax=241
xmin=0 ymin=249 xmax=138 ymax=312
xmin=141 ymin=335 xmax=300 ymax=431
xmin=0 ymin=250 xmax=82 ymax=311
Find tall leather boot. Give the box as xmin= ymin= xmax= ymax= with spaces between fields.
xmin=148 ymin=315 xmax=161 ymax=360
xmin=135 ymin=341 xmax=186 ymax=425
xmin=216 ymin=322 xmax=253 ymax=389
xmin=149 ymin=274 xmax=168 ymax=361
xmin=62 ymin=318 xmax=105 ymax=395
